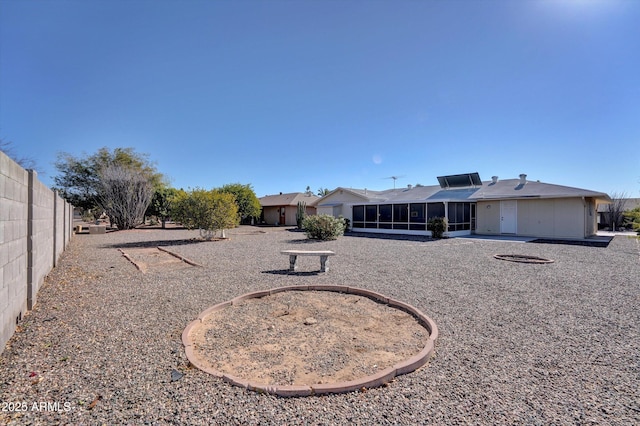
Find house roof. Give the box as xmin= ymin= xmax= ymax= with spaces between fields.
xmin=317 ymin=177 xmax=611 ymax=205
xmin=259 ymin=192 xmax=319 ymax=207
xmin=597 ymin=198 xmax=640 ymax=213
xmin=470 ymin=179 xmax=610 ymax=202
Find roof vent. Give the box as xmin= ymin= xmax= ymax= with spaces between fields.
xmin=491 ymin=176 xmax=498 ymax=183
xmin=519 ymin=174 xmax=527 ymax=185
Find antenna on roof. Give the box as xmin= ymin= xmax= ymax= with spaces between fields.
xmin=383 ymin=175 xmax=406 ymax=189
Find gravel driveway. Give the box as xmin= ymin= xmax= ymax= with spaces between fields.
xmin=1 ymin=226 xmax=638 ymax=425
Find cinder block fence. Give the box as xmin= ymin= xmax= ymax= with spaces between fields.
xmin=1 ymin=151 xmax=74 ymax=354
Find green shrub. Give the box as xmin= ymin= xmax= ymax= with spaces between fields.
xmin=340 ymin=216 xmax=350 ymax=232
xmin=302 ymin=214 xmax=345 ymax=240
xmin=427 ymin=217 xmax=448 ymax=239
xmin=623 ymin=207 xmax=640 ymax=234
xmin=172 ymin=188 xmax=239 ymax=240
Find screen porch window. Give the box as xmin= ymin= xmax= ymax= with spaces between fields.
xmin=353 ymin=202 xmax=474 ymax=232
xmin=365 ymin=205 xmax=378 ymax=228
xmin=379 ymin=204 xmax=393 ymax=229
xmin=352 ymin=205 xmax=364 ymax=228
xmin=409 ymin=203 xmax=426 ymax=230
xmin=447 ymin=202 xmax=474 ymax=231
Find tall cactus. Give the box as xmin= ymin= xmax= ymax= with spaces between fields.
xmin=296 ymin=201 xmax=307 ymax=229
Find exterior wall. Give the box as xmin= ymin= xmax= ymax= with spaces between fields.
xmin=262 ymin=206 xmax=280 ymax=225
xmin=1 ymin=152 xmax=74 ymax=354
xmin=316 ymin=205 xmax=343 ymax=217
xmin=316 ymin=190 xmax=369 ymax=225
xmin=1 ymin=153 xmax=29 ymax=357
xmin=339 ymin=204 xmax=354 ymax=225
xmin=476 ymin=198 xmax=590 ymax=239
xmin=284 ymin=206 xmax=298 ymax=226
xmin=585 ymin=198 xmax=598 ymax=236
xmin=475 ymin=201 xmax=501 ymax=234
xmin=517 ymin=198 xmax=585 ymax=239
xmin=262 ymin=205 xmax=317 ymax=226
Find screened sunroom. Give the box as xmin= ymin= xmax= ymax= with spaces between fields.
xmin=351 ymin=201 xmax=476 ymax=236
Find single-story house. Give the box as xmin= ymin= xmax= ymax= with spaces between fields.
xmin=259 ymin=192 xmax=319 ymax=226
xmin=315 ymin=173 xmax=611 ymax=240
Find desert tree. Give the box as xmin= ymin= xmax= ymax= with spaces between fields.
xmin=606 ymin=191 xmax=628 ymax=231
xmin=217 ymin=183 xmax=261 ymax=224
xmin=97 ymin=164 xmax=154 ymax=230
xmin=146 ymin=187 xmax=179 ymax=228
xmin=0 ymin=138 xmax=39 ymax=171
xmin=54 ymin=147 xmax=165 ymax=217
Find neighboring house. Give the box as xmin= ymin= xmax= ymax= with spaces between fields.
xmin=597 ymin=198 xmax=640 ymax=229
xmin=315 ymin=173 xmax=611 ymax=240
xmin=259 ymin=192 xmax=319 ymax=226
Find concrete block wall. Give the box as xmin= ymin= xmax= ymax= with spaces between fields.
xmin=54 ymin=192 xmax=65 ymax=266
xmin=1 ymin=152 xmax=74 ymax=354
xmin=0 ymin=153 xmax=29 ymax=355
xmin=27 ymin=170 xmax=55 ymax=310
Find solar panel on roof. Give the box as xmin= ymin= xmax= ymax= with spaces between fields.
xmin=437 ymin=172 xmax=482 ymax=188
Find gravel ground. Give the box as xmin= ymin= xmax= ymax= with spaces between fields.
xmin=1 ymin=226 xmax=638 ymax=425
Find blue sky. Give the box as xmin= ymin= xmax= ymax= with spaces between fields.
xmin=1 ymin=0 xmax=638 ymax=198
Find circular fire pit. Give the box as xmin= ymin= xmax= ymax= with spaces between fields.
xmin=182 ymin=285 xmax=438 ymax=396
xmin=493 ymin=254 xmax=554 ymax=264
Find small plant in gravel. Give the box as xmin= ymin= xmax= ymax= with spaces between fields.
xmin=302 ymin=214 xmax=345 ymax=240
xmin=427 ymin=217 xmax=448 ymax=239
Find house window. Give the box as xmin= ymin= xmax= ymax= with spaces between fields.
xmin=379 ymin=204 xmax=393 ymax=229
xmin=427 ymin=202 xmax=445 ymax=220
xmin=352 ymin=205 xmax=364 ymax=228
xmin=447 ymin=202 xmax=473 ymax=231
xmin=390 ymin=204 xmax=407 ymax=230
xmin=393 ymin=204 xmax=408 ymax=222
xmin=409 ymin=203 xmax=426 ymax=230
xmin=379 ymin=204 xmax=392 ymax=222
xmin=365 ymin=205 xmax=378 ymax=228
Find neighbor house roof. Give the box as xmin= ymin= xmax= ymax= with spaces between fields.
xmin=259 ymin=192 xmax=319 ymax=207
xmin=597 ymin=198 xmax=640 ymax=213
xmin=317 ymin=177 xmax=611 ymax=205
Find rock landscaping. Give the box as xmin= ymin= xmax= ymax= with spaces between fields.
xmin=1 ymin=227 xmax=638 ymax=424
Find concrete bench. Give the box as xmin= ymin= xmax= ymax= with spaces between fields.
xmin=89 ymin=225 xmax=107 ymax=234
xmin=281 ymin=250 xmax=335 ymax=272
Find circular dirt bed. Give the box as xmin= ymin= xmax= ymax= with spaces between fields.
xmin=183 ymin=286 xmax=438 ymax=396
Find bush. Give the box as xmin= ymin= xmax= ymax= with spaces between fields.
xmin=623 ymin=207 xmax=640 ymax=234
xmin=172 ymin=188 xmax=239 ymax=239
xmin=427 ymin=217 xmax=448 ymax=239
xmin=340 ymin=216 xmax=350 ymax=232
xmin=302 ymin=214 xmax=345 ymax=240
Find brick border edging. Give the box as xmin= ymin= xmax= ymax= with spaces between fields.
xmin=182 ymin=285 xmax=438 ymax=397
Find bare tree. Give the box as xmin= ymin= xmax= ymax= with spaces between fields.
xmin=0 ymin=139 xmax=39 ymax=171
xmin=606 ymin=191 xmax=628 ymax=231
xmin=97 ymin=164 xmax=154 ymax=230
